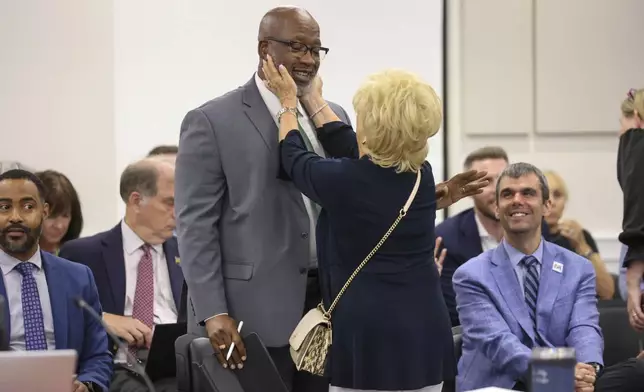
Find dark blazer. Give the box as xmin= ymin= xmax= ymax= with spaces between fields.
xmin=617 ymin=128 xmax=644 ymax=266
xmin=280 ymin=122 xmax=454 ymax=390
xmin=436 ymin=208 xmax=555 ymax=327
xmin=59 ymin=224 xmax=185 ymax=320
xmin=0 ymin=252 xmax=112 ymax=390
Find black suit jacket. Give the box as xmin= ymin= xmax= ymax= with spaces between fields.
xmin=59 ymin=223 xmax=186 ymax=322
xmin=436 ymin=208 xmax=554 ymax=327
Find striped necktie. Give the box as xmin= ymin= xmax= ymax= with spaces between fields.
xmin=297 ymin=119 xmax=315 ymax=152
xmin=522 ymin=255 xmax=543 ymax=346
xmin=297 ymin=119 xmax=321 ymax=216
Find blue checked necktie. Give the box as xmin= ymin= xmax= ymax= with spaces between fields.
xmin=15 ymin=262 xmax=48 ymax=350
xmin=522 ymin=255 xmax=543 ymax=346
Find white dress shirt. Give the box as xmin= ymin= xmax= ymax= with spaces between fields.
xmin=121 ymin=221 xmax=177 ymax=324
xmin=254 ymin=72 xmax=324 ymax=269
xmin=0 ymin=248 xmax=56 ymax=350
xmin=474 ymin=213 xmax=500 ymax=252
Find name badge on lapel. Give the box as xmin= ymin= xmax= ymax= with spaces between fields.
xmin=552 ymin=261 xmax=564 ymax=273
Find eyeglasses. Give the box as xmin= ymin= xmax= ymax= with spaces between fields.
xmin=265 ymin=38 xmax=329 ymax=60
xmin=627 ymin=88 xmax=637 ymax=101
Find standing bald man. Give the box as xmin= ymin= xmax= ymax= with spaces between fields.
xmin=175 ymin=6 xmax=351 ymax=391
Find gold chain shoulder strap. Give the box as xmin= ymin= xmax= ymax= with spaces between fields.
xmin=322 ymin=170 xmax=422 ymax=318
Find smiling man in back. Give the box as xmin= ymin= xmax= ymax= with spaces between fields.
xmin=174 ymin=6 xmax=351 ymax=391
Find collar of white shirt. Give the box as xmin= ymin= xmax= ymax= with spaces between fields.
xmin=121 ymin=220 xmax=163 ymax=256
xmin=0 ymin=247 xmax=42 ymax=276
xmin=474 ymin=212 xmax=495 ymax=240
xmin=254 ymin=72 xmax=309 ymax=125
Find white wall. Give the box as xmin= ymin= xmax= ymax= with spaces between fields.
xmin=2 ymin=1 xmax=445 ymax=232
xmin=0 ymin=1 xmax=116 ymax=236
xmin=446 ymin=0 xmax=644 ymax=272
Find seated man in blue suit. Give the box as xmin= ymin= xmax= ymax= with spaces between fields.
xmin=0 ymin=169 xmax=111 ymax=392
xmin=59 ymin=158 xmax=184 ymax=392
xmin=453 ymin=162 xmax=644 ymax=392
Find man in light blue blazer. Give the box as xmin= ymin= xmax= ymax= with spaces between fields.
xmin=0 ymin=169 xmax=112 ymax=391
xmin=454 ymin=163 xmax=609 ymax=391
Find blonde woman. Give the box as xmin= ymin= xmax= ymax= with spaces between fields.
xmin=262 ymin=55 xmax=487 ymax=392
xmin=543 ymin=170 xmax=615 ymax=299
xmin=618 ymin=89 xmax=644 ymax=331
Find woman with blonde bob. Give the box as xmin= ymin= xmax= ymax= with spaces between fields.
xmin=617 ymin=88 xmax=644 ymax=331
xmin=543 ymin=170 xmax=614 ymax=299
xmin=262 ymin=55 xmax=487 ymax=392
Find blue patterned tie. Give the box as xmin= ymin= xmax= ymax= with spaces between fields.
xmin=522 ymin=256 xmax=542 ymax=346
xmin=14 ymin=262 xmax=47 ymax=350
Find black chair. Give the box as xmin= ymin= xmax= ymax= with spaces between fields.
xmin=598 ymin=306 xmax=642 ymax=367
xmin=175 ymin=333 xmax=288 ymax=392
xmin=452 ymin=325 xmax=463 ymax=361
xmin=175 ymin=334 xmax=198 ymax=392
xmin=598 ymin=274 xmax=625 ymax=308
xmin=599 ymin=298 xmax=627 ymax=308
xmin=189 ymin=337 xmax=245 ymax=392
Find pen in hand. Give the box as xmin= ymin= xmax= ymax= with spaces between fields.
xmin=226 ymin=321 xmax=244 ymax=361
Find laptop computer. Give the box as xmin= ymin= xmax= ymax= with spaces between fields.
xmin=144 ymin=322 xmax=187 ymax=381
xmin=0 ymin=349 xmax=77 ymax=392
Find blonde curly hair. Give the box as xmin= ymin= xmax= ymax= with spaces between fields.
xmin=352 ymin=69 xmax=442 ymax=173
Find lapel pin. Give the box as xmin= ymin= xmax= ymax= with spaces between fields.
xmin=552 ymin=261 xmax=563 ymax=273
xmin=175 ymin=256 xmax=181 ymax=265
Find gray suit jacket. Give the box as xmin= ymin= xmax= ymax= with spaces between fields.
xmin=175 ymin=76 xmax=351 ymax=347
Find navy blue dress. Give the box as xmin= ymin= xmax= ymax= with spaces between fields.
xmin=279 ymin=121 xmax=455 ymax=390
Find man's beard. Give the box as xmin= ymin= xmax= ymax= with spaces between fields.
xmin=0 ymin=222 xmax=42 ymax=254
xmin=474 ymin=200 xmax=499 ymax=222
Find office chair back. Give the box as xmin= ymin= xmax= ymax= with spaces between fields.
xmin=452 ymin=325 xmax=463 ymax=361
xmin=599 ymin=306 xmax=641 ymax=367
xmin=175 ymin=334 xmax=197 ymax=392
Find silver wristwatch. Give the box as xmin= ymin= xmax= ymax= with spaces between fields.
xmin=277 ymin=107 xmax=298 ymax=122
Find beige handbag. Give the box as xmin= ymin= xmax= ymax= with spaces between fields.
xmin=288 ymin=170 xmax=422 ymax=376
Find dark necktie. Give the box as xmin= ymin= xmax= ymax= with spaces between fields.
xmin=132 ymin=244 xmax=154 ymax=328
xmin=297 ymin=119 xmax=322 ymax=216
xmin=15 ymin=262 xmax=48 ymax=350
xmin=297 ymin=119 xmax=316 ymax=152
xmin=522 ymin=255 xmax=542 ymax=346
xmin=129 ymin=244 xmax=154 ymax=357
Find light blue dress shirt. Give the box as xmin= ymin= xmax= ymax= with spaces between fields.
xmin=503 ymin=238 xmax=545 ymax=295
xmin=0 ymin=248 xmax=56 ymax=350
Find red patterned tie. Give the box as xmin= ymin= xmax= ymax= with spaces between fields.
xmin=132 ymin=244 xmax=154 ymax=328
